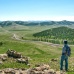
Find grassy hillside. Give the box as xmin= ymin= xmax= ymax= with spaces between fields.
xmin=3 ymin=25 xmax=61 ymax=40
xmin=0 ymin=34 xmax=62 ymax=69
xmin=0 ymin=25 xmax=74 ymax=74
xmin=33 ymin=27 xmax=74 ymax=44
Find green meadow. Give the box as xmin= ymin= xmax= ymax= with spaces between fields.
xmin=0 ymin=25 xmax=74 ymax=74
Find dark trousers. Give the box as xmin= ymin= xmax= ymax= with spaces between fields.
xmin=60 ymin=55 xmax=68 ymax=71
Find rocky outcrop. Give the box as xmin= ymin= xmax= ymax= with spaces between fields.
xmin=0 ymin=68 xmax=27 ymax=74
xmin=6 ymin=49 xmax=22 ymax=58
xmin=6 ymin=49 xmax=29 ymax=65
xmin=29 ymin=64 xmax=56 ymax=74
xmin=0 ymin=52 xmax=66 ymax=74
xmin=0 ymin=64 xmax=63 ymax=74
xmin=0 ymin=54 xmax=7 ymax=63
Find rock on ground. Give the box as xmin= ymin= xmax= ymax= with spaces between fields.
xmin=0 ymin=64 xmax=66 ymax=74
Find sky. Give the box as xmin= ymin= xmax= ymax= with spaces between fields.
xmin=0 ymin=0 xmax=74 ymax=21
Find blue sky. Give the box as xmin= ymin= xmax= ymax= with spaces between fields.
xmin=0 ymin=0 xmax=74 ymax=21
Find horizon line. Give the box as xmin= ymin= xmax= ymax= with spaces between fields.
xmin=0 ymin=20 xmax=74 ymax=22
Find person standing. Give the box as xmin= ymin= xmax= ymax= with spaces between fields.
xmin=60 ymin=40 xmax=71 ymax=71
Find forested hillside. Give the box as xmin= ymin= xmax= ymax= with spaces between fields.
xmin=33 ymin=27 xmax=74 ymax=44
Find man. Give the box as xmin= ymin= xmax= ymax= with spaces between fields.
xmin=60 ymin=40 xmax=71 ymax=71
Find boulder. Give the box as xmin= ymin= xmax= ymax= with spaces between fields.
xmin=17 ymin=58 xmax=26 ymax=63
xmin=13 ymin=52 xmax=22 ymax=58
xmin=2 ymin=57 xmax=7 ymax=61
xmin=51 ymin=58 xmax=57 ymax=62
xmin=0 ymin=54 xmax=7 ymax=58
xmin=30 ymin=70 xmax=44 ymax=74
xmin=3 ymin=68 xmax=15 ymax=74
xmin=29 ymin=64 xmax=57 ymax=74
xmin=0 ymin=54 xmax=7 ymax=62
xmin=7 ymin=49 xmax=22 ymax=58
xmin=17 ymin=58 xmax=28 ymax=65
xmin=0 ymin=61 xmax=3 ymax=64
xmin=48 ymin=69 xmax=56 ymax=74
xmin=33 ymin=67 xmax=42 ymax=71
xmin=0 ymin=70 xmax=4 ymax=74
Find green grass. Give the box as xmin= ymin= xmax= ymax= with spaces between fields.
xmin=0 ymin=38 xmax=61 ymax=69
xmin=67 ymin=72 xmax=74 ymax=74
xmin=0 ymin=25 xmax=74 ymax=74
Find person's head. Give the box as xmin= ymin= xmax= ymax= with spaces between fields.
xmin=64 ymin=40 xmax=67 ymax=44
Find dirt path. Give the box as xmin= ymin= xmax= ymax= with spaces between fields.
xmin=12 ymin=33 xmax=63 ymax=47
xmin=13 ymin=34 xmax=21 ymax=40
xmin=12 ymin=33 xmax=74 ymax=48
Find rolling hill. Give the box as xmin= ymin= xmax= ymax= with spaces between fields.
xmin=0 ymin=25 xmax=74 ymax=74
xmin=33 ymin=27 xmax=74 ymax=44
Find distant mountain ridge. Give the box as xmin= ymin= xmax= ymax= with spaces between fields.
xmin=0 ymin=20 xmax=74 ymax=27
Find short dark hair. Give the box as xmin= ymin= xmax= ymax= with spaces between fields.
xmin=64 ymin=40 xmax=67 ymax=44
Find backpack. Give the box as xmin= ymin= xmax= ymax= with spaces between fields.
xmin=62 ymin=45 xmax=71 ymax=56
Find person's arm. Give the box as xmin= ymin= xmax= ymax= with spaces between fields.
xmin=69 ymin=47 xmax=71 ymax=57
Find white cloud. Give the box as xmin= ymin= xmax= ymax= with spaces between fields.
xmin=48 ymin=16 xmax=74 ymax=21
xmin=0 ymin=16 xmax=74 ymax=21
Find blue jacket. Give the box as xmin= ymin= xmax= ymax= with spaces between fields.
xmin=62 ymin=44 xmax=71 ymax=56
